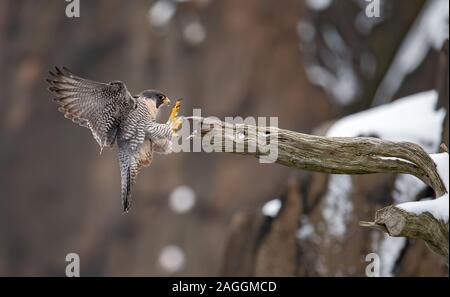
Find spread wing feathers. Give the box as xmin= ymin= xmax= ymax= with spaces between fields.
xmin=47 ymin=66 xmax=135 ymax=151
xmin=118 ymin=141 xmax=153 ymax=212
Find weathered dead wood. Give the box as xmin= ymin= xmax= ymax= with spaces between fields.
xmin=185 ymin=116 xmax=449 ymax=261
xmin=361 ymin=207 xmax=449 ymax=261
xmin=186 ymin=116 xmax=446 ymax=195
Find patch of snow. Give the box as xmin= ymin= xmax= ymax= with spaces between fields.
xmin=378 ymin=236 xmax=407 ymax=277
xmin=304 ymin=64 xmax=334 ymax=89
xmin=262 ymin=199 xmax=282 ymax=218
xmin=322 ymin=25 xmax=347 ymax=55
xmin=305 ymin=0 xmax=333 ymax=11
xmin=327 ymin=90 xmax=445 ymax=152
xmin=304 ymin=57 xmax=361 ymax=106
xmin=169 ymin=185 xmax=197 ymax=214
xmin=432 ymin=153 xmax=449 ymax=191
xmin=398 ymin=195 xmax=449 ymax=221
xmin=330 ymin=64 xmax=360 ymax=105
xmin=373 ymin=0 xmax=449 ymax=105
xmin=397 ymin=153 xmax=449 ymax=222
xmin=183 ymin=20 xmax=207 ymax=46
xmin=148 ymin=0 xmax=177 ymax=28
xmin=297 ymin=222 xmax=315 ymax=240
xmin=158 ymin=245 xmax=185 ymax=273
xmin=317 ymin=26 xmax=361 ymax=105
xmin=322 ymin=175 xmax=354 ymax=238
xmin=377 ymin=156 xmax=415 ymax=165
xmin=392 ymin=174 xmax=427 ymax=204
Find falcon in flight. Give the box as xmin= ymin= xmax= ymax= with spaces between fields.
xmin=47 ymin=67 xmax=183 ymax=212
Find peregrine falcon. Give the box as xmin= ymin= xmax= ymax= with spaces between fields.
xmin=47 ymin=67 xmax=182 ymax=212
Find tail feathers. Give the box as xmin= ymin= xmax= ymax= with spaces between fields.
xmin=122 ymin=167 xmax=132 ymax=213
xmin=119 ymin=148 xmax=135 ymax=213
xmin=118 ymin=142 xmax=154 ymax=213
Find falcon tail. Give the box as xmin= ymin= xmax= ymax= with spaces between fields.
xmin=118 ymin=146 xmax=134 ymax=213
xmin=122 ymin=167 xmax=132 ymax=212
xmin=118 ymin=141 xmax=153 ymax=213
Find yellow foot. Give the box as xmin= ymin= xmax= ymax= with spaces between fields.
xmin=167 ymin=99 xmax=183 ymax=132
xmin=168 ymin=99 xmax=182 ymax=121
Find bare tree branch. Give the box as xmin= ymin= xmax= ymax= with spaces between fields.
xmin=185 ymin=116 xmax=449 ymax=261
xmin=186 ymin=116 xmax=446 ymax=195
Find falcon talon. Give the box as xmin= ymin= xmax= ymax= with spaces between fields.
xmin=168 ymin=99 xmax=183 ymax=121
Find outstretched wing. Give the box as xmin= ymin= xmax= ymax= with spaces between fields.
xmin=118 ymin=141 xmax=153 ymax=212
xmin=47 ymin=67 xmax=135 ymax=150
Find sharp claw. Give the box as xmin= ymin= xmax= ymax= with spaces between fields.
xmin=168 ymin=99 xmax=182 ymax=121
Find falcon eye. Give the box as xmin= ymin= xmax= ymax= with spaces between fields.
xmin=157 ymin=94 xmax=170 ymax=106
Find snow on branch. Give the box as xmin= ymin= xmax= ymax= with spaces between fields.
xmin=398 ymin=153 xmax=449 ymax=222
xmin=361 ymin=152 xmax=449 ymax=262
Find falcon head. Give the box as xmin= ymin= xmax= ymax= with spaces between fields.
xmin=140 ymin=90 xmax=171 ymax=108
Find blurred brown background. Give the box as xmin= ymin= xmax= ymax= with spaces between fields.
xmin=0 ymin=0 xmax=448 ymax=276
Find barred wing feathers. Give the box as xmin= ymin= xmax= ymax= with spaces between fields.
xmin=47 ymin=67 xmax=135 ymax=150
